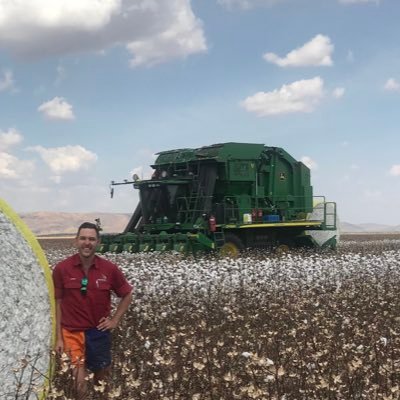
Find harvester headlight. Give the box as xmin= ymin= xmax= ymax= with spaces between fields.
xmin=132 ymin=173 xmax=140 ymax=182
xmin=161 ymin=170 xmax=168 ymax=178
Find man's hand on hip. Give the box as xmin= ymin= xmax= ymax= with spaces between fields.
xmin=97 ymin=316 xmax=118 ymax=331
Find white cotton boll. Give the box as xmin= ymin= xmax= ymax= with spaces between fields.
xmin=379 ymin=337 xmax=388 ymax=346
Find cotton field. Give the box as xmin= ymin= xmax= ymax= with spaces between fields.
xmin=43 ymin=235 xmax=400 ymax=399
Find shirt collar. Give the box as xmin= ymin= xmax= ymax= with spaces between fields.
xmin=73 ymin=253 xmax=99 ymax=269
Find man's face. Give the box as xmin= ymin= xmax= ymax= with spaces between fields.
xmin=75 ymin=228 xmax=99 ymax=259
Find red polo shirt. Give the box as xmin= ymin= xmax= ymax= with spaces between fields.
xmin=53 ymin=254 xmax=132 ymax=331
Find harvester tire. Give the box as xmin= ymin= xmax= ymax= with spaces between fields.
xmin=275 ymin=244 xmax=290 ymax=255
xmin=220 ymin=233 xmax=244 ymax=258
xmin=275 ymin=237 xmax=295 ymax=255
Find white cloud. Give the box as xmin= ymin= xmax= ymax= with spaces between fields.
xmin=38 ymin=97 xmax=75 ymax=120
xmin=0 ymin=69 xmax=15 ymax=92
xmin=0 ymin=128 xmax=23 ymax=151
xmin=130 ymin=18 xmax=206 ymax=67
xmin=50 ymin=175 xmax=62 ymax=184
xmin=241 ymin=77 xmax=324 ymax=116
xmin=263 ymin=35 xmax=334 ymax=67
xmin=29 ymin=145 xmax=97 ymax=173
xmin=0 ymin=0 xmax=206 ymax=67
xmin=301 ymin=156 xmax=318 ymax=170
xmin=124 ymin=149 xmax=157 ymax=181
xmin=0 ymin=152 xmax=18 ymax=179
xmin=218 ymin=0 xmax=378 ymax=8
xmin=346 ymin=50 xmax=355 ymax=63
xmin=339 ymin=174 xmax=350 ymax=183
xmin=0 ymin=128 xmax=33 ymax=180
xmin=364 ymin=189 xmax=382 ymax=198
xmin=55 ymin=64 xmax=67 ymax=86
xmin=217 ymin=0 xmax=284 ymax=9
xmin=389 ymin=165 xmax=400 ymax=176
xmin=384 ymin=78 xmax=400 ymax=92
xmin=130 ymin=164 xmax=154 ymax=181
xmin=130 ymin=166 xmax=144 ymax=181
xmin=0 ymin=152 xmax=34 ymax=179
xmin=332 ymin=87 xmax=345 ymax=99
xmin=339 ymin=0 xmax=379 ymax=4
xmin=127 ymin=3 xmax=207 ymax=67
xmin=0 ymin=0 xmax=121 ymax=31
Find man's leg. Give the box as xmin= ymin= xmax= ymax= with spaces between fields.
xmin=94 ymin=365 xmax=110 ymax=385
xmin=93 ymin=366 xmax=111 ymax=399
xmin=62 ymin=329 xmax=87 ymax=400
xmin=73 ymin=364 xmax=88 ymax=400
xmin=85 ymin=329 xmax=112 ymax=398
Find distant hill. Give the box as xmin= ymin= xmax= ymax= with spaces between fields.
xmin=20 ymin=212 xmax=131 ymax=236
xmin=358 ymin=223 xmax=400 ymax=232
xmin=340 ymin=222 xmax=366 ymax=233
xmin=341 ymin=222 xmax=400 ymax=233
xmin=18 ymin=211 xmax=400 ymax=236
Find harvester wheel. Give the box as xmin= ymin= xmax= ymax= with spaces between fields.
xmin=275 ymin=244 xmax=290 ymax=255
xmin=220 ymin=233 xmax=244 ymax=258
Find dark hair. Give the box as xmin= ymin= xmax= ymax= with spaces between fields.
xmin=76 ymin=222 xmax=100 ymax=238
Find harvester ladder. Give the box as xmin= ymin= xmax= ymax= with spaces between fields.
xmin=213 ymin=231 xmax=226 ymax=249
xmin=187 ymin=180 xmax=204 ymax=222
xmin=186 ymin=162 xmax=217 ymax=223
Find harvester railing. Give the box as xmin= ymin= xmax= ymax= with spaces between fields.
xmin=166 ymin=194 xmax=336 ymax=229
xmin=323 ymin=202 xmax=337 ymax=230
xmin=220 ymin=195 xmax=335 ymax=227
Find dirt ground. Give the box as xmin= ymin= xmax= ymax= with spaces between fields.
xmin=38 ymin=237 xmax=75 ymax=251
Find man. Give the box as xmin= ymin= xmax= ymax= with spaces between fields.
xmin=53 ymin=222 xmax=132 ymax=399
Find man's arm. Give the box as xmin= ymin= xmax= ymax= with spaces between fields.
xmin=97 ymin=290 xmax=132 ymax=331
xmin=55 ymin=299 xmax=64 ymax=353
xmin=52 ymin=265 xmax=65 ymax=354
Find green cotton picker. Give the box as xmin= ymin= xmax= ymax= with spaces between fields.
xmin=98 ymin=143 xmax=339 ymax=257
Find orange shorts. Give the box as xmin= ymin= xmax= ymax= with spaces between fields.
xmin=62 ymin=328 xmax=85 ymax=366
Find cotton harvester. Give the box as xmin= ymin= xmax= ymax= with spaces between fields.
xmin=98 ymin=143 xmax=338 ymax=256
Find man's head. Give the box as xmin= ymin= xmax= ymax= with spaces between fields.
xmin=76 ymin=222 xmax=100 ymax=239
xmin=75 ymin=222 xmax=100 ymax=261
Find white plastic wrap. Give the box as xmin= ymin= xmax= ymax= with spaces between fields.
xmin=0 ymin=202 xmax=53 ymax=399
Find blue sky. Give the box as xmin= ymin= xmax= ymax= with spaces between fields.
xmin=0 ymin=0 xmax=399 ymax=225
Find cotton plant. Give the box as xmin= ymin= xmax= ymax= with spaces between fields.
xmin=43 ymin=238 xmax=400 ymax=399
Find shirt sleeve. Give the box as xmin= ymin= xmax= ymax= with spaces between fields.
xmin=52 ymin=264 xmax=64 ymax=299
xmin=111 ymin=266 xmax=133 ymax=298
